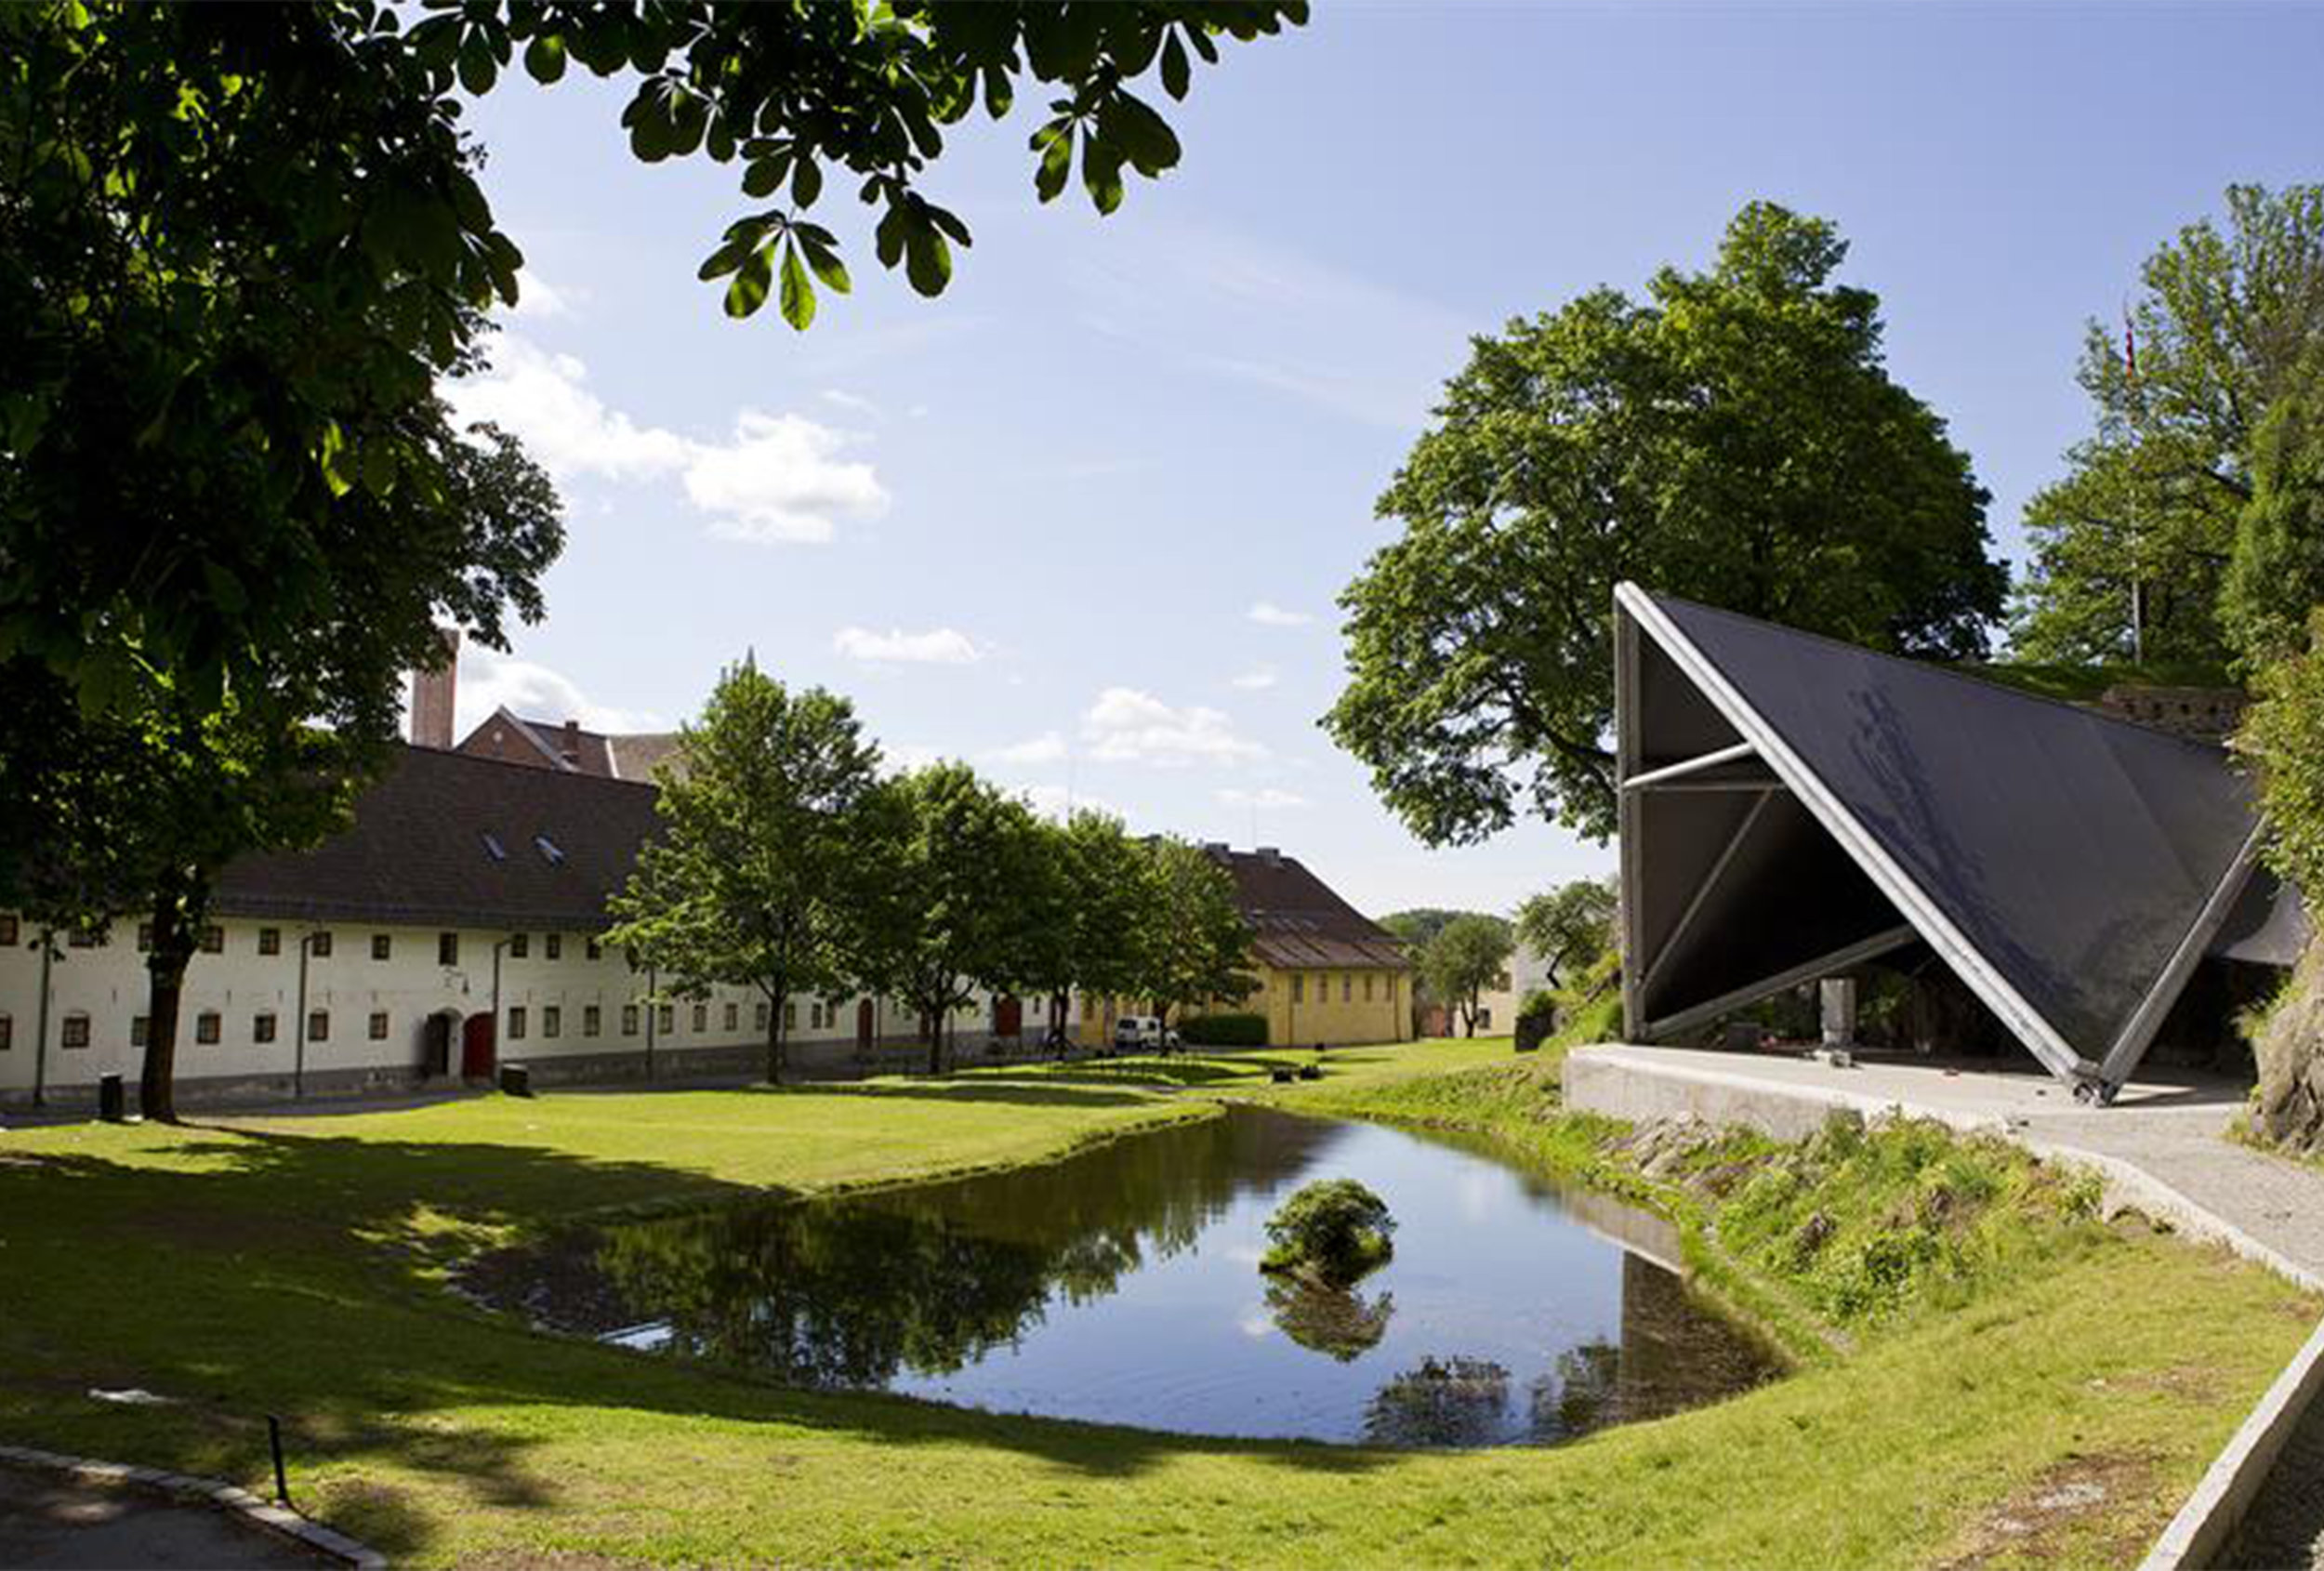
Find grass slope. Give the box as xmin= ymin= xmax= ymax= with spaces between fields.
xmin=0 ymin=1040 xmax=2310 ymax=1568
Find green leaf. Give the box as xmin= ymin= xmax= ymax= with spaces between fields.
xmin=361 ymin=440 xmax=399 ymax=498
xmin=1033 ymin=122 xmax=1074 ymax=205
xmin=697 ymin=239 xmax=752 ymax=282
xmin=724 ymin=244 xmax=772 ymax=319
xmin=778 ymin=242 xmax=815 ymax=331
xmin=797 ymin=231 xmax=852 ymax=294
xmin=522 ymin=33 xmax=566 ymax=84
xmin=1160 ymin=31 xmax=1191 ymax=100
xmin=456 ymin=36 xmax=496 ymax=95
xmin=1110 ymin=93 xmax=1182 ymax=175
xmin=1081 ymin=140 xmax=1125 ymax=217
xmin=791 ymin=156 xmax=823 ymax=208
xmin=904 ymin=223 xmax=951 ymax=297
xmin=741 ymin=155 xmax=789 ymax=199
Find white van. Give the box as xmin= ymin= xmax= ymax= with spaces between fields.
xmin=1112 ymin=1015 xmax=1181 ymax=1051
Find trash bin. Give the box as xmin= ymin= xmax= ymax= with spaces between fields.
xmin=98 ymin=1073 xmax=125 ymax=1123
xmin=498 ymin=1062 xmax=533 ymax=1098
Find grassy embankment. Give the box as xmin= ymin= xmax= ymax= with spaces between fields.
xmin=0 ymin=1034 xmax=2311 ymax=1568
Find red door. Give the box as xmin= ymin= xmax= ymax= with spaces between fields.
xmin=461 ymin=1011 xmax=496 ymax=1079
xmin=995 ymin=995 xmax=1023 ymax=1037
xmin=856 ymin=998 xmax=875 ymax=1051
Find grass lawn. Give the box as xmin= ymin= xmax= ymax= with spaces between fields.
xmin=0 ymin=1037 xmax=2311 ymax=1568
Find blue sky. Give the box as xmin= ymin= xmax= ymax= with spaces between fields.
xmin=440 ymin=2 xmax=2324 ymax=919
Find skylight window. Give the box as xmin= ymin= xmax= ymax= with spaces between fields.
xmin=481 ymin=833 xmax=507 ymax=862
xmin=535 ymin=834 xmax=565 ymax=866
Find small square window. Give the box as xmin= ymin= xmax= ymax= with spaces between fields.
xmin=621 ymin=1004 xmax=640 ymax=1036
xmin=1364 ymin=974 xmax=1374 ymax=1002
xmin=61 ymin=1012 xmax=91 ymax=1049
xmin=543 ymin=1006 xmax=561 ymax=1039
xmin=200 ymin=924 xmax=223 ymax=953
xmin=509 ymin=932 xmax=529 ymax=959
xmin=371 ymin=933 xmax=391 ymax=961
xmin=254 ymin=1012 xmax=277 ymax=1044
xmin=67 ymin=929 xmax=98 ymax=949
xmin=546 ymin=933 xmax=562 ymax=961
xmin=656 ymin=1003 xmax=674 ymax=1034
xmin=723 ymin=1001 xmax=738 ymax=1031
xmin=309 ymin=931 xmax=332 ymax=957
xmin=368 ymin=1010 xmax=390 ymax=1041
xmin=307 ymin=1010 xmax=329 ymax=1042
xmin=586 ymin=938 xmax=602 ymax=961
xmin=692 ymin=1003 xmax=707 ymax=1033
xmin=0 ymin=1014 xmax=10 ymax=1050
xmin=438 ymin=931 xmax=460 ymax=967
xmin=784 ymin=1001 xmax=798 ymax=1031
xmin=137 ymin=923 xmax=153 ymax=952
xmin=1291 ymin=975 xmax=1304 ymax=1003
xmin=259 ymin=927 xmax=282 ymax=956
xmin=131 ymin=1015 xmax=150 ymax=1048
xmin=508 ymin=1006 xmax=527 ymax=1040
xmin=0 ymin=914 xmax=16 ymax=946
xmin=583 ymin=1005 xmax=601 ymax=1038
xmin=755 ymin=1002 xmax=770 ymax=1031
xmin=1342 ymin=975 xmax=1353 ymax=1003
xmin=194 ymin=1011 xmax=220 ymax=1046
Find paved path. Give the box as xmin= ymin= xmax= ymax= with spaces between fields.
xmin=0 ymin=1464 xmax=329 ymax=1569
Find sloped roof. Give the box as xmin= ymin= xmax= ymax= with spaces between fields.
xmin=1204 ymin=847 xmax=1411 ymax=970
xmin=512 ymin=715 xmax=684 ymax=781
xmin=1617 ymin=584 xmax=2267 ymax=1097
xmin=215 ymin=746 xmax=661 ymax=931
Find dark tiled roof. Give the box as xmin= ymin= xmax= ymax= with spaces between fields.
xmin=1204 ymin=847 xmax=1411 ymax=970
xmin=215 ymin=745 xmax=660 ymax=930
xmin=513 ymin=714 xmax=683 ymax=781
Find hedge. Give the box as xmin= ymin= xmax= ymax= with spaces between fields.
xmin=1180 ymin=1012 xmax=1270 ymax=1047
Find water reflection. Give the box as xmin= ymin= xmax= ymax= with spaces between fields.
xmin=469 ymin=1106 xmax=1782 ymax=1446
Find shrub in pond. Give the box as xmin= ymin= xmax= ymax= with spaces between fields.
xmin=1262 ymin=1178 xmax=1395 ymax=1286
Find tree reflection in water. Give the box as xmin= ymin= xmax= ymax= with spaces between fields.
xmin=1264 ymin=1275 xmax=1393 ymax=1362
xmin=1363 ymin=1356 xmax=1513 ymax=1447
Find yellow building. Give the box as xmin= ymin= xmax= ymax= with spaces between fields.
xmin=1082 ymin=845 xmax=1414 ymax=1049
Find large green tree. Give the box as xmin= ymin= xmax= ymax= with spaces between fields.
xmin=2013 ymin=184 xmax=2324 ymax=667
xmin=1327 ymin=203 xmax=2004 ymax=845
xmin=1017 ymin=809 xmax=1155 ymax=1049
xmin=1419 ymin=914 xmax=1512 ymax=1037
xmin=1132 ymin=838 xmax=1256 ymax=1044
xmin=604 ymin=663 xmax=884 ymax=1086
xmin=1512 ymin=878 xmax=1616 ymax=992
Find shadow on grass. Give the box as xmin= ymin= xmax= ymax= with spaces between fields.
xmin=785 ymin=1077 xmax=1167 ymax=1110
xmin=0 ymin=1107 xmax=1397 ymax=1560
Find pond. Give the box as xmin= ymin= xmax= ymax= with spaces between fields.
xmin=467 ymin=1104 xmax=1781 ymax=1447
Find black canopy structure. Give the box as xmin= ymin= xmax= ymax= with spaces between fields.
xmin=1613 ymin=583 xmax=2278 ymax=1102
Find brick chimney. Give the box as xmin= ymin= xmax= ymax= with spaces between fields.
xmin=409 ymin=627 xmax=460 ymax=749
xmin=561 ymin=719 xmax=581 ymax=768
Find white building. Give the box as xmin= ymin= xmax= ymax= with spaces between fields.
xmin=0 ymin=742 xmax=1069 ymax=1111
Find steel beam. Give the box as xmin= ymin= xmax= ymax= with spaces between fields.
xmin=2095 ymin=823 xmax=2268 ymax=1095
xmin=1621 ymin=740 xmax=1760 ymax=792
xmin=1638 ymin=923 xmax=1920 ymax=1044
xmin=1635 ymin=787 xmax=1776 ymax=1002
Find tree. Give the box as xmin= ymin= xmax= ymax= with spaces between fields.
xmin=2 ymin=2 xmax=1302 ymax=716
xmin=1327 ymin=203 xmax=2004 ymax=845
xmin=1420 ymin=915 xmax=1512 ymax=1037
xmin=604 ymin=664 xmax=883 ymax=1085
xmin=1512 ymin=878 xmax=1616 ymax=991
xmin=2222 ymin=366 xmax=2324 ymax=666
xmin=1017 ymin=809 xmax=1154 ymax=1050
xmin=1133 ymin=838 xmax=1256 ymax=1044
xmin=2013 ymin=184 xmax=2324 ymax=667
xmin=853 ymin=764 xmax=1051 ymax=1075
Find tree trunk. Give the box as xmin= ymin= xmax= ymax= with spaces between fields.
xmin=764 ymin=973 xmax=787 ymax=1086
xmin=924 ymin=999 xmax=942 ymax=1076
xmin=139 ymin=869 xmax=206 ymax=1124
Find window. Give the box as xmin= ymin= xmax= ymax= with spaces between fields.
xmin=1291 ymin=974 xmax=1304 ymax=1004
xmin=723 ymin=1001 xmax=738 ymax=1032
xmin=508 ymin=1006 xmax=527 ymax=1040
xmin=131 ymin=1015 xmax=150 ymax=1048
xmin=61 ymin=1012 xmax=91 ymax=1049
xmin=309 ymin=930 xmax=332 ymax=957
xmin=1364 ymin=974 xmax=1374 ymax=1002
xmin=194 ymin=1011 xmax=219 ymax=1046
xmin=1476 ymin=1008 xmax=1493 ymax=1030
xmin=369 ymin=1010 xmax=390 ymax=1041
xmin=1342 ymin=974 xmax=1353 ymax=1003
xmin=546 ymin=932 xmax=562 ymax=961
xmin=621 ymin=1004 xmax=640 ymax=1036
xmin=371 ymin=933 xmax=391 ymax=961
xmin=535 ymin=835 xmax=565 ymax=865
xmin=754 ymin=1002 xmax=770 ymax=1031
xmin=583 ymin=1005 xmax=601 ymax=1038
xmin=509 ymin=932 xmax=529 ymax=959
xmin=254 ymin=1012 xmax=277 ymax=1044
xmin=67 ymin=928 xmax=98 ymax=949
xmin=812 ymin=1001 xmax=828 ymax=1031
xmin=137 ymin=923 xmax=153 ymax=952
xmin=543 ymin=1006 xmax=561 ymax=1039
xmin=438 ymin=931 xmax=459 ymax=967
xmin=0 ymin=1014 xmax=10 ymax=1050
xmin=586 ymin=938 xmax=602 ymax=961
xmin=481 ymin=832 xmax=507 ymax=863
xmin=308 ymin=1010 xmax=330 ymax=1042
xmin=655 ymin=1003 xmax=674 ymax=1034
xmin=692 ymin=1003 xmax=707 ymax=1033
xmin=256 ymin=927 xmax=279 ymax=956
xmin=0 ymin=914 xmax=15 ymax=946
xmin=198 ymin=924 xmax=222 ymax=954
xmin=784 ymin=1001 xmax=798 ymax=1031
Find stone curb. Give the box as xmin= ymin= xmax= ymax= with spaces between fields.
xmin=0 ymin=1443 xmax=387 ymax=1569
xmin=2138 ymin=1314 xmax=2324 ymax=1570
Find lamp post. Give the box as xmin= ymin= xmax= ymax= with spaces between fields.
xmin=32 ymin=927 xmax=54 ymax=1108
xmin=292 ymin=931 xmax=314 ymax=1099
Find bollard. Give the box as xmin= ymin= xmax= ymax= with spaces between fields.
xmin=98 ymin=1074 xmax=125 ymax=1123
xmin=268 ymin=1414 xmax=289 ymax=1505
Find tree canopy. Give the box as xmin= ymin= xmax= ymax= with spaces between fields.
xmin=1512 ymin=878 xmax=1616 ymax=991
xmin=1419 ymin=914 xmax=1512 ymax=1037
xmin=1327 ymin=202 xmax=2004 ymax=845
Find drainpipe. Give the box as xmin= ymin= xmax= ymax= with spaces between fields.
xmin=33 ymin=927 xmax=54 ymax=1108
xmin=491 ymin=937 xmax=509 ymax=1070
xmin=645 ymin=964 xmax=657 ymax=1081
xmin=293 ymin=930 xmax=312 ymax=1099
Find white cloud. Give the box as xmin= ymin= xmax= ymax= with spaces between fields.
xmin=446 ymin=650 xmax=663 ymax=739
xmin=987 ymin=732 xmax=1069 ymax=766
xmin=687 ymin=412 xmax=890 ymax=544
xmin=508 ymin=268 xmax=575 ymax=320
xmin=1230 ymin=665 xmax=1280 ymax=691
xmin=819 ymin=389 xmax=881 ymax=417
xmin=1082 ymin=687 xmax=1265 ymax=767
xmin=1217 ymin=786 xmax=1306 ymax=811
xmin=443 ymin=336 xmax=890 ymax=545
xmin=1247 ymin=601 xmax=1314 ymax=628
xmin=832 ymin=626 xmax=984 ymax=666
xmin=1015 ymin=783 xmax=1122 ymax=823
